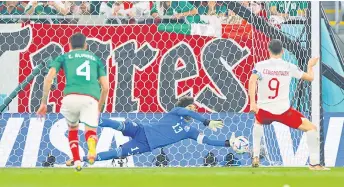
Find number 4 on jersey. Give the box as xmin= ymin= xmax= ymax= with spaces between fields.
xmin=76 ymin=60 xmax=90 ymax=81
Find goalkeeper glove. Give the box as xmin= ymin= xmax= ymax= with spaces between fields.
xmin=204 ymin=120 xmax=224 ymax=132
xmin=225 ymin=132 xmax=236 ymax=147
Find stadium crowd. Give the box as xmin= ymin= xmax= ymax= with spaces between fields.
xmin=0 ymin=1 xmax=309 ymax=25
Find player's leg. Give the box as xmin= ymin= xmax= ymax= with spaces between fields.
xmin=297 ymin=118 xmax=320 ymax=169
xmin=279 ymin=108 xmax=329 ymax=170
xmin=252 ymin=120 xmax=263 ymax=167
xmin=65 ymin=125 xmax=82 ymax=171
xmin=79 ymin=96 xmax=99 ymax=165
xmin=252 ymin=109 xmax=273 ymax=167
xmin=60 ymin=95 xmax=82 ymax=171
xmin=99 ymin=118 xmax=141 ymax=138
xmin=83 ymin=124 xmax=150 ymax=163
xmin=82 ymin=139 xmax=150 ymax=162
xmin=298 ymin=118 xmax=329 ymax=170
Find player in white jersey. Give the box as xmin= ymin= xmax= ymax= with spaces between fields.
xmin=248 ymin=39 xmax=329 ymax=170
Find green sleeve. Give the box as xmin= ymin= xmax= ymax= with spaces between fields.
xmin=24 ymin=4 xmax=32 ymax=13
xmin=150 ymin=2 xmax=158 ymax=15
xmin=49 ymin=55 xmax=63 ymax=72
xmin=299 ymin=1 xmax=308 ymax=10
xmin=97 ymin=60 xmax=106 ymax=78
xmin=174 ymin=1 xmax=194 ymax=13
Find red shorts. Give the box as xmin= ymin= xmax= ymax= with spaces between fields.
xmin=255 ymin=108 xmax=305 ymax=129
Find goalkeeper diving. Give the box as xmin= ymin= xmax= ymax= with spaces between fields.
xmin=67 ymin=96 xmax=236 ymax=165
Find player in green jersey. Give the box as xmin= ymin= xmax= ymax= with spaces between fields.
xmin=37 ymin=33 xmax=109 ymax=171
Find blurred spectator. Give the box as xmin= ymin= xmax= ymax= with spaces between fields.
xmin=225 ymin=1 xmax=267 ymax=24
xmin=127 ymin=2 xmax=151 ymax=18
xmin=0 ymin=1 xmax=25 ymax=23
xmin=256 ymin=2 xmax=268 ymax=18
xmin=269 ymin=1 xmax=307 ymax=18
xmin=125 ymin=1 xmax=152 ymax=24
xmin=99 ymin=1 xmax=112 ymax=17
xmin=151 ymin=1 xmax=200 ymax=23
xmin=112 ymin=1 xmax=134 ymax=17
xmin=99 ymin=1 xmax=134 ymax=17
xmin=240 ymin=1 xmax=267 ymax=20
xmin=241 ymin=1 xmax=261 ymax=15
xmin=61 ymin=1 xmax=90 ymax=24
xmin=25 ymin=1 xmax=68 ymax=15
xmin=198 ymin=1 xmax=227 ymax=16
xmin=100 ymin=1 xmax=114 ymax=24
xmin=100 ymin=1 xmax=135 ymax=24
xmin=197 ymin=1 xmax=228 ymax=24
xmin=25 ymin=1 xmax=68 ymax=23
xmin=65 ymin=1 xmax=90 ymax=15
xmin=21 ymin=1 xmax=29 ymax=8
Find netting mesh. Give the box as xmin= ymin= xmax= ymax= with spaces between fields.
xmin=0 ymin=1 xmax=316 ymax=167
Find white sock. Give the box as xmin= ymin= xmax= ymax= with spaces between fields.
xmin=306 ymin=129 xmax=320 ymax=165
xmin=253 ymin=123 xmax=264 ymax=158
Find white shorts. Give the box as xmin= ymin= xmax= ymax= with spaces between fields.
xmin=60 ymin=94 xmax=99 ymax=128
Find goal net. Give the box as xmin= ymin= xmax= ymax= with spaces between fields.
xmin=0 ymin=1 xmax=320 ymax=167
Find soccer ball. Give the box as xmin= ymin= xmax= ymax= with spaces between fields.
xmin=232 ymin=136 xmax=249 ymax=154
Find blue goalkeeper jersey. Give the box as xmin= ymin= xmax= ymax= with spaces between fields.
xmin=143 ymin=107 xmax=207 ymax=150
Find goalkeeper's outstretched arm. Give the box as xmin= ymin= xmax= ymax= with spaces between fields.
xmin=187 ymin=127 xmax=232 ymax=147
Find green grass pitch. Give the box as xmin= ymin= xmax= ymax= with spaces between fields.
xmin=0 ymin=167 xmax=343 ymax=187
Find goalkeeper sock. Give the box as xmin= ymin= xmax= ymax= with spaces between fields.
xmin=306 ymin=129 xmax=320 ymax=165
xmin=82 ymin=147 xmax=122 ymax=162
xmin=68 ymin=129 xmax=80 ymax=161
xmin=85 ymin=130 xmax=97 ymax=142
xmin=99 ymin=118 xmax=124 ymax=131
xmin=253 ymin=123 xmax=263 ymax=158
